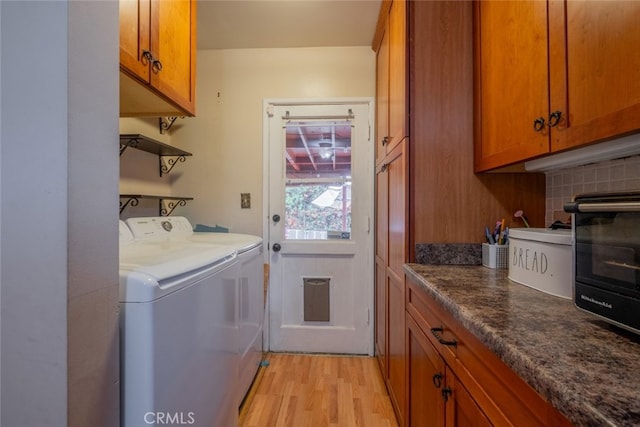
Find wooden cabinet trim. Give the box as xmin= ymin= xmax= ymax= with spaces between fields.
xmin=372 ymin=0 xmax=392 ymax=52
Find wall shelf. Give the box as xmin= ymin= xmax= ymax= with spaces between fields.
xmin=119 ymin=195 xmax=194 ymax=216
xmin=119 ymin=134 xmax=192 ymax=176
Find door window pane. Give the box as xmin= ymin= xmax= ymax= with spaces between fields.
xmin=284 ymin=120 xmax=352 ymax=240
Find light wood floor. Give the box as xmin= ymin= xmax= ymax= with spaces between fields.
xmin=240 ymin=353 xmax=399 ymax=427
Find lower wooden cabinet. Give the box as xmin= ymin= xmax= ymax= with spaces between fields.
xmin=405 ymin=275 xmax=571 ymax=427
xmin=407 ymin=311 xmax=490 ymax=427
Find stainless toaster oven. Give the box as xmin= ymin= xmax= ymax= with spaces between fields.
xmin=564 ymin=191 xmax=640 ymax=334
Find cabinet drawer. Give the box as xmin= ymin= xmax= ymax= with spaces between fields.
xmin=406 ymin=279 xmax=458 ymax=367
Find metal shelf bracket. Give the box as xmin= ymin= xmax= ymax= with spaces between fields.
xmin=160 ymin=198 xmax=189 ymax=216
xmin=159 ymin=155 xmax=188 ymax=177
xmin=119 ymin=196 xmax=140 ymax=214
xmin=159 ymin=116 xmax=182 ymax=134
xmin=120 ymin=136 xmax=141 ymax=156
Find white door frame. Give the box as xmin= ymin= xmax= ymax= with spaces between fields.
xmin=262 ymin=97 xmax=375 ymax=355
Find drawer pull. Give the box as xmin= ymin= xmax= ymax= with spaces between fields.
xmin=432 ymin=373 xmax=443 ymax=388
xmin=430 ymin=327 xmax=457 ymax=347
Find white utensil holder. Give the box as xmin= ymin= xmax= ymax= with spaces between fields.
xmin=482 ymin=243 xmax=508 ymax=269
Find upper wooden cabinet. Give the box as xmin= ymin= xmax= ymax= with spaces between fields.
xmin=119 ymin=0 xmax=196 ymax=117
xmin=375 ymin=0 xmax=408 ymax=165
xmin=474 ymin=0 xmax=640 ymax=172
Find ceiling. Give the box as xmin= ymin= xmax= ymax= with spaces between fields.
xmin=197 ymin=0 xmax=382 ymax=49
xmin=285 ymin=121 xmax=352 ymax=177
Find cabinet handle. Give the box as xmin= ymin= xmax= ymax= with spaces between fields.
xmin=533 ymin=117 xmax=546 ymax=132
xmin=151 ymin=58 xmax=163 ymax=74
xmin=442 ymin=387 xmax=452 ymax=402
xmin=381 ymin=136 xmax=389 ymax=146
xmin=379 ymin=163 xmax=388 ymax=173
xmin=141 ymin=50 xmax=153 ymax=65
xmin=548 ymin=111 xmax=562 ymax=128
xmin=430 ymin=327 xmax=457 ymax=347
xmin=432 ymin=373 xmax=443 ymax=388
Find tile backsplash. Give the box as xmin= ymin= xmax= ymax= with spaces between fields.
xmin=546 ymin=155 xmax=640 ymax=225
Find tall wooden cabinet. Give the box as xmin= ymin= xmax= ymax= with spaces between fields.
xmin=474 ymin=0 xmax=640 ymax=171
xmin=373 ymin=0 xmax=547 ymax=425
xmin=374 ymin=1 xmax=409 ymax=425
xmin=375 ymin=140 xmax=408 ymax=426
xmin=120 ymin=0 xmax=197 ymax=117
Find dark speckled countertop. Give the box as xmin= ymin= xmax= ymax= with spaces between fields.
xmin=404 ymin=263 xmax=640 ymax=427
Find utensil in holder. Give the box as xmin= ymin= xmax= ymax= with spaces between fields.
xmin=482 ymin=243 xmax=508 ymax=269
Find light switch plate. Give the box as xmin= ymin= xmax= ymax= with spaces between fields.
xmin=241 ymin=193 xmax=251 ymax=209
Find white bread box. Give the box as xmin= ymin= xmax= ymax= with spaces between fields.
xmin=508 ymin=228 xmax=573 ymax=299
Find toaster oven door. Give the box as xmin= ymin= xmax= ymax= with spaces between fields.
xmin=574 ymin=210 xmax=640 ymax=298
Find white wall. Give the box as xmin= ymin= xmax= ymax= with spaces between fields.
xmin=1 ymin=2 xmax=119 ymax=426
xmin=169 ymin=46 xmax=376 ymax=236
xmin=67 ymin=2 xmax=120 ymax=426
xmin=1 ymin=3 xmax=69 ymax=424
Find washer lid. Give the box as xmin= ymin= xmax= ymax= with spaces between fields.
xmin=120 ymin=241 xmax=236 ymax=280
xmin=189 ymin=232 xmax=262 ymax=253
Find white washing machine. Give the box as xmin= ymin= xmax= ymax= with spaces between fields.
xmin=125 ymin=217 xmax=264 ymax=405
xmin=119 ymin=220 xmax=239 ymax=427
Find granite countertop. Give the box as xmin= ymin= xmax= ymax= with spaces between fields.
xmin=404 ymin=263 xmax=640 ymax=427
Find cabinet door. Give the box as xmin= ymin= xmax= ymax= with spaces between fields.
xmin=376 ymin=22 xmax=390 ymax=166
xmin=387 ymin=140 xmax=407 ymax=277
xmin=375 ymin=163 xmax=389 ymax=376
xmin=388 ymin=0 xmax=407 ymax=154
xmin=407 ymin=314 xmax=445 ymax=427
xmin=388 ymin=271 xmax=406 ymax=426
xmin=445 ymin=372 xmax=492 ymax=427
xmin=474 ymin=1 xmax=550 ymax=171
xmin=151 ymin=0 xmax=196 ymax=114
xmin=386 ymin=140 xmax=407 ymax=423
xmin=550 ymin=1 xmax=640 ymax=152
xmin=375 ymin=258 xmax=388 ymax=376
xmin=120 ymin=0 xmax=151 ymax=81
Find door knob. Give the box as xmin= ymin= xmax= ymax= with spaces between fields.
xmin=272 ymin=243 xmax=281 ymax=252
xmin=272 ymin=214 xmax=281 ymax=223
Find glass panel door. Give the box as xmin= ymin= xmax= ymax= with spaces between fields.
xmin=283 ymin=120 xmax=352 ymax=240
